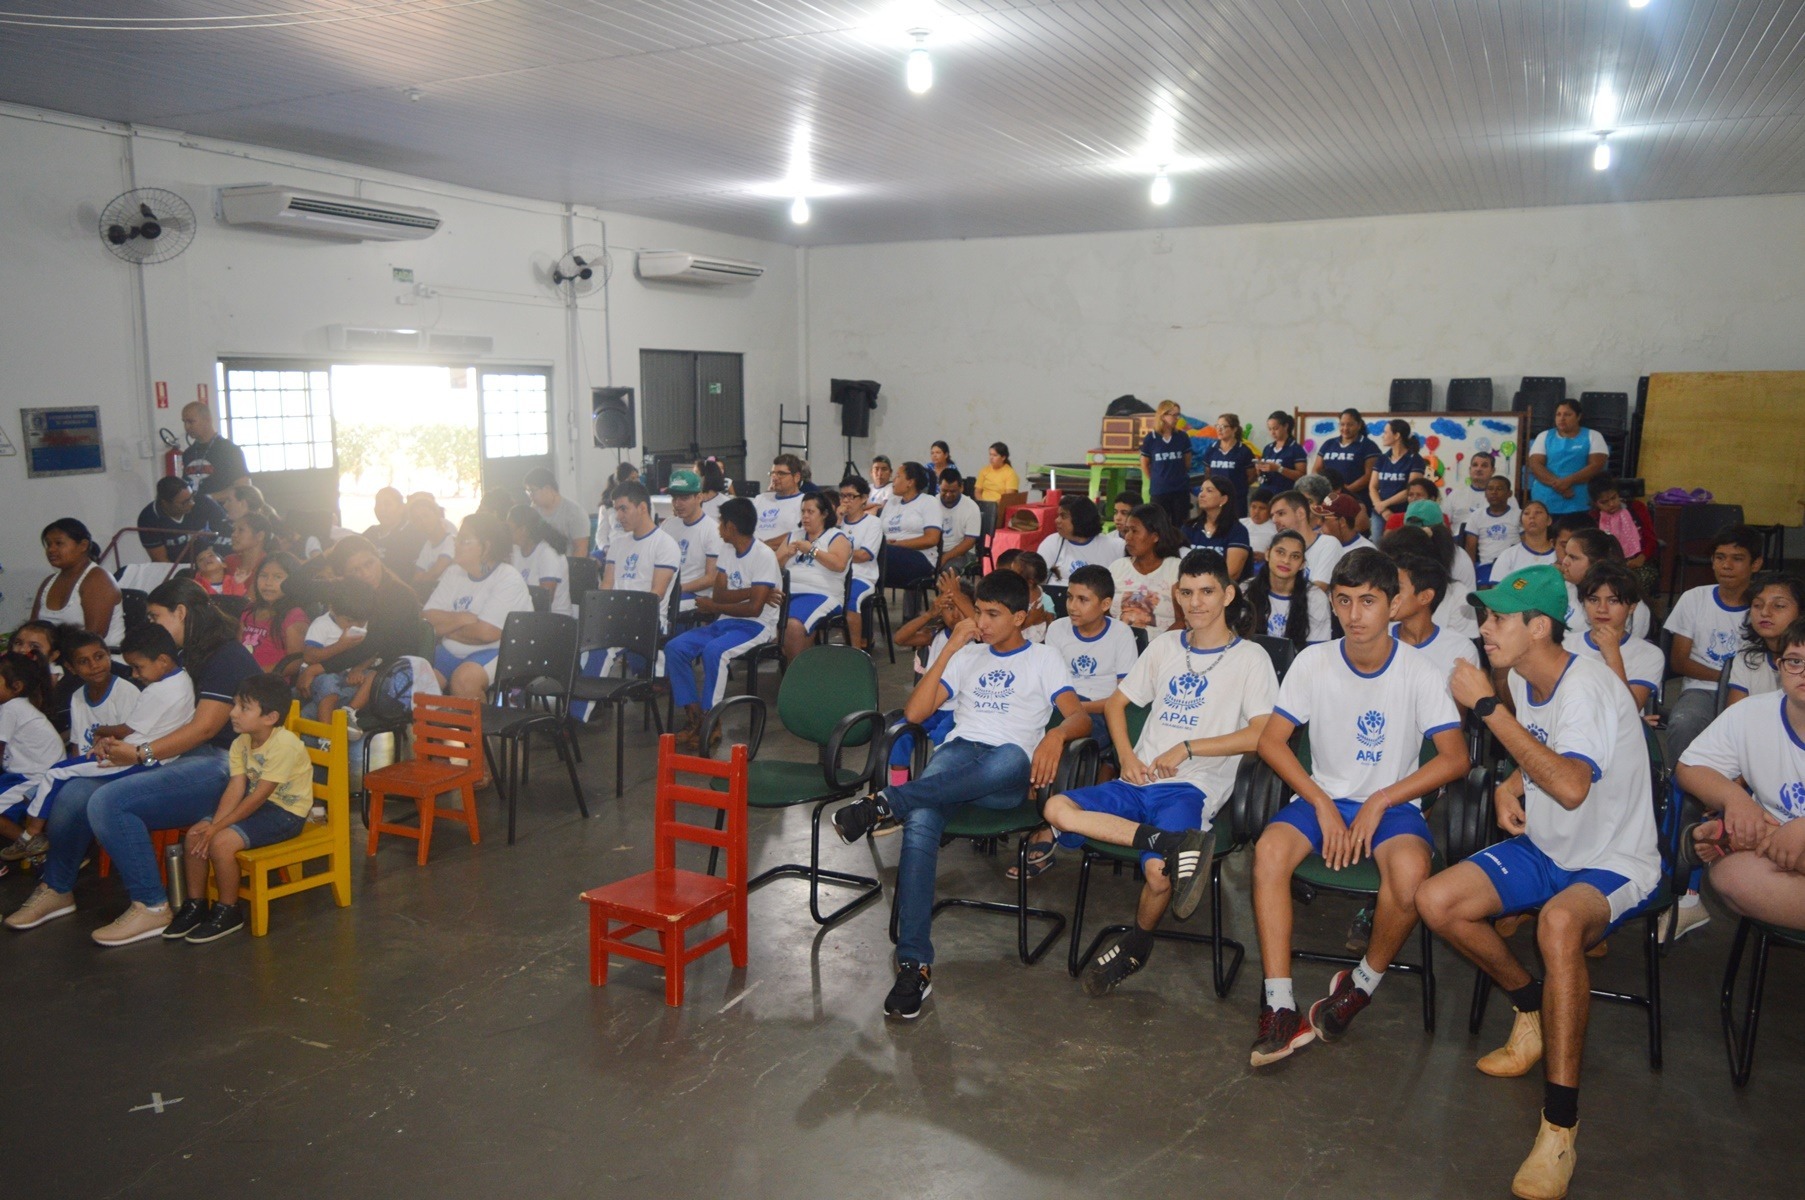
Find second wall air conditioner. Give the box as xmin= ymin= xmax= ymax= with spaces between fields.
xmin=220 ymin=185 xmax=442 ymax=241
xmin=635 ymin=249 xmax=763 ymax=285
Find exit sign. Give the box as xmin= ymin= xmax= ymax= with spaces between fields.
xmin=707 ymin=382 xmax=722 ymax=394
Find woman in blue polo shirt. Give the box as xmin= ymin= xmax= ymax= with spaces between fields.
xmin=1201 ymin=412 xmax=1258 ymax=515
xmin=1258 ymin=410 xmax=1308 ymax=494
xmin=1526 ymin=398 xmax=1609 ymax=516
xmin=1183 ymin=474 xmax=1251 ymax=580
xmin=1368 ymin=418 xmax=1428 ymax=539
xmin=1138 ymin=400 xmax=1193 ymax=529
xmin=1312 ymin=408 xmax=1379 ymax=513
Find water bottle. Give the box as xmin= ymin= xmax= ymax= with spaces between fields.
xmin=164 ymin=842 xmax=186 ymax=909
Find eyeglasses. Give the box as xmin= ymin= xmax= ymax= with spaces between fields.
xmin=1780 ymin=657 xmax=1805 ymax=677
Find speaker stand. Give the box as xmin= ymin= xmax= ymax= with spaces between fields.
xmin=842 ymin=434 xmax=861 ymax=482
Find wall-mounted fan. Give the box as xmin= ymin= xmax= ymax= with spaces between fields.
xmin=546 ymin=243 xmax=610 ymax=298
xmin=98 ymin=189 xmax=196 ymax=265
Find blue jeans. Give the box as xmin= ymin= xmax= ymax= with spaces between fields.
xmin=41 ymin=747 xmax=231 ymax=906
xmin=887 ymin=738 xmax=1032 ymax=965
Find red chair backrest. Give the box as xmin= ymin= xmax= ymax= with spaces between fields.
xmin=413 ymin=694 xmax=483 ymax=766
xmin=654 ymin=735 xmax=748 ymax=889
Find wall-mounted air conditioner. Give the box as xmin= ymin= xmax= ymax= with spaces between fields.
xmin=635 ymin=249 xmax=763 ymax=285
xmin=326 ymin=326 xmax=494 ymax=356
xmin=220 ymin=185 xmax=442 ymax=241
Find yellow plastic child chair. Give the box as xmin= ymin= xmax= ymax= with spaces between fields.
xmin=208 ymin=704 xmax=353 ymax=936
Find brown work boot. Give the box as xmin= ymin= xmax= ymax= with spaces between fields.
xmin=1511 ymin=1113 xmax=1577 ymax=1200
xmin=1478 ymin=1009 xmax=1544 ymax=1077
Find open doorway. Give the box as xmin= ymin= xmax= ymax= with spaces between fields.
xmin=332 ymin=364 xmax=480 ymax=532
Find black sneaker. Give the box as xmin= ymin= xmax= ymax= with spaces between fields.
xmin=185 ymin=901 xmax=246 ymax=944
xmin=1345 ymin=905 xmax=1374 ymax=954
xmin=884 ymin=961 xmax=932 ymax=1019
xmin=1250 ymin=1005 xmax=1315 ymax=1067
xmin=1166 ymin=829 xmax=1214 ymax=922
xmin=1081 ymin=933 xmax=1151 ymax=997
xmin=1308 ymin=969 xmax=1373 ymax=1043
xmin=163 ymin=900 xmax=210 ymax=940
xmin=833 ymin=795 xmax=890 ymax=845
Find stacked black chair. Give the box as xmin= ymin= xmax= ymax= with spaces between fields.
xmin=1446 ymin=377 xmax=1494 ymax=412
xmin=1581 ymin=391 xmax=1632 ymax=476
xmin=1389 ymin=378 xmax=1433 ymax=412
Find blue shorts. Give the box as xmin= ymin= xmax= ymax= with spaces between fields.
xmin=1058 ymin=779 xmax=1209 ymax=868
xmin=847 ymin=579 xmax=873 ymax=614
xmin=1471 ymin=835 xmax=1657 ymax=935
xmin=788 ymin=591 xmax=842 ymax=633
xmin=229 ymin=804 xmax=308 ymax=850
xmin=1269 ymin=796 xmax=1433 ymax=854
xmin=0 ymin=771 xmax=29 ymax=824
xmin=433 ymin=644 xmax=499 ymax=680
xmin=890 ymin=708 xmax=955 ymax=767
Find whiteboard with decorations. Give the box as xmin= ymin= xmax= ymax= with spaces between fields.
xmin=1295 ymin=410 xmax=1526 ymax=499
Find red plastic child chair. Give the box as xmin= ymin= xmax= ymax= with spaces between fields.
xmin=580 ymin=735 xmax=749 ymax=1007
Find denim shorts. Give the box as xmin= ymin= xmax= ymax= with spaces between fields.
xmin=230 ymin=804 xmax=308 ymax=849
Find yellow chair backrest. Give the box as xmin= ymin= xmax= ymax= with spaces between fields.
xmin=285 ymin=702 xmax=350 ymax=841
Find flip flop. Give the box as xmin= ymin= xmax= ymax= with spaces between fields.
xmin=1682 ymin=819 xmax=1730 ymax=869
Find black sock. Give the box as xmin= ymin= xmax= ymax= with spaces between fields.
xmin=1122 ymin=925 xmax=1156 ymax=958
xmin=1544 ymin=1083 xmax=1578 ymax=1129
xmin=1134 ymin=824 xmax=1174 ymax=852
xmin=1506 ymin=979 xmax=1543 ymax=1013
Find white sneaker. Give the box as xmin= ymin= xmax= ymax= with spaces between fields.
xmin=1661 ymin=900 xmax=1711 ymax=945
xmin=4 ymin=883 xmax=75 ymax=930
xmin=91 ymin=901 xmax=172 ymax=947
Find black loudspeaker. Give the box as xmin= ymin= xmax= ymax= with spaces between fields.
xmin=830 ymin=378 xmax=880 ymax=439
xmin=593 ymin=387 xmax=635 ymax=448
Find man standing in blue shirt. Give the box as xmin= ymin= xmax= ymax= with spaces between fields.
xmin=1140 ymin=400 xmax=1193 ymax=530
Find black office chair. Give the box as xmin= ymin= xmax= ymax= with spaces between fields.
xmin=1446 ymin=378 xmax=1494 ymax=412
xmin=1389 ymin=378 xmax=1432 ymax=412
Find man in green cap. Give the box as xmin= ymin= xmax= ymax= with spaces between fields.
xmin=1417 ymin=564 xmax=1660 ymax=1200
xmin=661 ymin=467 xmax=722 ymax=615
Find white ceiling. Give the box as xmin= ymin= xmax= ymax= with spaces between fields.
xmin=4 ymin=1 xmax=1804 ymax=245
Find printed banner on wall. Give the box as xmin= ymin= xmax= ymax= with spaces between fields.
xmin=21 ymin=407 xmax=106 ymax=479
xmin=1295 ymin=410 xmax=1524 ymax=500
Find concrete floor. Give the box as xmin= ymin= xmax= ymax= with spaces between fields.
xmin=6 ymin=658 xmax=1803 ymax=1199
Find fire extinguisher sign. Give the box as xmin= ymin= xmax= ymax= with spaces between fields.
xmin=155 ymin=382 xmax=168 ymax=409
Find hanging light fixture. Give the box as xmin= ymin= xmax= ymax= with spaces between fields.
xmin=790 ymin=196 xmax=811 ymax=224
xmin=1592 ymin=135 xmax=1612 ymax=171
xmin=1150 ymin=169 xmax=1172 ymax=206
xmin=906 ymin=29 xmax=933 ymax=94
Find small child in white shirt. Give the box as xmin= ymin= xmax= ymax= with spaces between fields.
xmin=294 ymin=579 xmax=375 ymax=714
xmin=1 ymin=625 xmax=194 ymax=861
xmin=1243 ymin=489 xmax=1278 ymax=560
xmin=0 ymin=649 xmax=65 ymax=858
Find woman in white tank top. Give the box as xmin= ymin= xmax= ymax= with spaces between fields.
xmin=31 ymin=519 xmax=125 ymax=648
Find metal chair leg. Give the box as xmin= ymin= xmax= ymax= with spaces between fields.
xmin=562 ymin=724 xmax=588 ymax=819
xmin=1469 ymin=968 xmax=1494 ymax=1034
xmin=745 ymin=798 xmax=882 ymax=928
xmin=1645 ymin=911 xmax=1663 ymax=1069
xmin=1720 ymin=917 xmax=1768 ymax=1087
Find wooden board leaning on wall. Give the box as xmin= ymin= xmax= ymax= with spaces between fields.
xmin=1640 ymin=373 xmax=1805 ymax=526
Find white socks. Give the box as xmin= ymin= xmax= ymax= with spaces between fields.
xmin=1265 ymin=978 xmax=1295 ymax=1010
xmin=1352 ymin=956 xmax=1384 ymax=995
xmin=1678 ymin=893 xmax=1701 ymax=909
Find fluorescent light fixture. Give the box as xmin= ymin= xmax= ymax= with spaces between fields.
xmin=906 ymin=30 xmax=933 ymax=94
xmin=1628 ymin=0 xmax=1650 ymax=8
xmin=1593 ymin=136 xmax=1612 ymax=171
xmin=745 ymin=181 xmax=847 ymax=199
xmin=790 ymin=196 xmax=811 ymax=224
xmin=1592 ymin=84 xmax=1619 ymax=131
xmin=1150 ymin=171 xmax=1172 ymax=206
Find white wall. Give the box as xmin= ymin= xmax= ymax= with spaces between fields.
xmin=799 ymin=194 xmax=1805 ymax=479
xmin=0 ymin=104 xmax=799 ymax=628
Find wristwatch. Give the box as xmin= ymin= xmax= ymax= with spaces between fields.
xmin=1472 ymin=696 xmax=1501 ymax=719
xmin=138 ymin=743 xmax=158 ymax=767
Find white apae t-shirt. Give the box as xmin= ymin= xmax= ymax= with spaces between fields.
xmin=840 ymin=516 xmax=884 ymax=589
xmin=1042 ymin=616 xmax=1140 ymax=702
xmin=0 ymin=696 xmax=67 ymax=777
xmin=1664 ymin=585 xmax=1751 ymax=693
xmin=661 ymin=513 xmax=722 ymax=602
xmin=1566 ymin=630 xmax=1665 ymax=698
xmin=938 ymin=641 xmax=1075 ymax=750
xmin=787 ymin=527 xmax=851 ymax=600
xmin=426 ymin=564 xmax=536 ymax=655
xmin=938 ymin=495 xmax=983 ymax=556
xmin=1119 ymin=633 xmax=1278 ymax=822
xmin=1462 ymin=503 xmax=1522 ymax=565
xmin=513 ymin=542 xmax=572 ymax=616
xmin=883 ymin=494 xmax=942 ymax=551
xmin=754 ymin=491 xmax=804 ymax=545
xmin=1507 ymin=654 xmax=1660 ymax=902
xmin=1273 ymin=639 xmax=1461 ymax=805
xmin=717 ymin=539 xmax=782 ymax=632
xmin=68 ymin=676 xmax=140 ymax=754
xmin=1038 ymin=533 xmax=1126 ymax=584
xmin=1264 ymin=585 xmax=1333 ymax=643
xmin=1679 ymin=692 xmax=1805 ymax=823
xmin=605 ymin=527 xmax=681 ymax=603
xmin=1392 ymin=624 xmax=1482 ymax=687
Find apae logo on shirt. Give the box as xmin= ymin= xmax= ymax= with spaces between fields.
xmin=1527 ymin=724 xmax=1550 ymax=745
xmin=1354 ymin=710 xmax=1386 ymax=762
xmin=973 ymin=667 xmax=1017 ymax=713
xmin=1780 ymin=781 xmax=1805 ymax=818
xmin=1705 ymin=629 xmax=1740 ymax=666
xmin=1266 ymin=611 xmax=1288 ymax=636
xmin=1159 ymin=670 xmax=1210 ymax=730
xmin=1071 ymin=653 xmax=1099 ymax=678
xmin=623 ymin=551 xmax=641 ymax=578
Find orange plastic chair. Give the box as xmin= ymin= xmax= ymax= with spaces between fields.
xmin=98 ymin=827 xmax=185 ymax=883
xmin=365 ymin=694 xmax=484 ymax=865
xmin=581 ymin=735 xmax=748 ymax=1007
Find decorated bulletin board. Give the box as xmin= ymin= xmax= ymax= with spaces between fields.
xmin=1639 ymin=372 xmax=1805 ymax=526
xmin=1296 ymin=411 xmax=1525 ymax=496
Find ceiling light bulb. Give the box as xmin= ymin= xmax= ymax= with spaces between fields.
xmin=1592 ymin=85 xmax=1618 ymax=130
xmin=1593 ymin=137 xmax=1612 ymax=171
xmin=1150 ymin=170 xmax=1172 ymax=206
xmin=906 ymin=31 xmax=933 ymax=94
xmin=790 ymin=196 xmax=810 ymax=224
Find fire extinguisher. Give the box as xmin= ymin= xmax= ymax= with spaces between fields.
xmin=159 ymin=427 xmax=185 ymax=480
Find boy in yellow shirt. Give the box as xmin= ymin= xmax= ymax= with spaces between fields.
xmin=165 ymin=674 xmax=313 ymax=944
